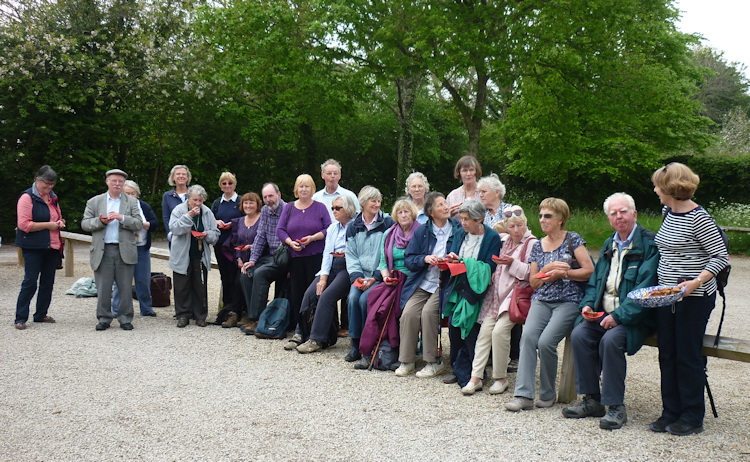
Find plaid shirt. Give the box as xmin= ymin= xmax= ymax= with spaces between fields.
xmin=249 ymin=199 xmax=286 ymax=263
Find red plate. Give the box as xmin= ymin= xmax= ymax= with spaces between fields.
xmin=190 ymin=230 xmax=206 ymax=238
xmin=582 ymin=311 xmax=604 ymax=321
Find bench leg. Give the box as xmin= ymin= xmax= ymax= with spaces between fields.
xmin=558 ymin=334 xmax=577 ymax=403
xmin=64 ymin=238 xmax=75 ymax=277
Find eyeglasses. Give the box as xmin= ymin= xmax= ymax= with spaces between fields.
xmin=221 ymin=182 xmax=234 ymax=186
xmin=504 ymin=209 xmax=523 ymax=218
xmin=39 ymin=179 xmax=55 ymax=187
xmin=331 ymin=206 xmax=343 ymax=211
xmin=539 ymin=213 xmax=555 ymax=220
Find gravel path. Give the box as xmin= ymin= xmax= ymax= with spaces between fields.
xmin=1 ymin=240 xmax=749 ymax=461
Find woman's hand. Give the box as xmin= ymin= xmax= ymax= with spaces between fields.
xmin=678 ymin=278 xmax=702 ymax=297
xmin=449 ymin=202 xmax=462 ymax=216
xmin=542 ymin=261 xmax=571 ymax=273
xmin=316 ymin=278 xmax=328 ymax=296
xmin=446 ymin=252 xmax=459 ymax=261
xmin=361 ymin=277 xmax=377 ymax=290
xmin=299 ymin=235 xmax=315 ymax=245
xmin=241 ymin=261 xmax=255 ymax=274
xmin=236 ymin=258 xmax=244 ymax=268
xmin=424 ymin=255 xmax=439 ymax=265
xmin=289 ymin=240 xmax=304 ymax=252
xmin=216 ymin=220 xmax=226 ymax=228
xmin=188 ymin=206 xmax=201 ymax=217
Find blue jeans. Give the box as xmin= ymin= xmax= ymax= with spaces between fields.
xmin=15 ymin=248 xmax=58 ymax=323
xmin=347 ymin=283 xmax=377 ymax=339
xmin=113 ymin=246 xmax=153 ymax=315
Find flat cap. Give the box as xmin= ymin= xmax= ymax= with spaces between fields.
xmin=105 ymin=168 xmax=128 ymax=179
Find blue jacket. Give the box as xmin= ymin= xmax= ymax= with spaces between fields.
xmin=139 ymin=200 xmax=159 ymax=250
xmin=162 ymin=189 xmax=185 ymax=237
xmin=346 ymin=211 xmax=394 ymax=284
xmin=401 ymin=218 xmax=460 ymax=309
xmin=448 ymin=224 xmax=502 ymax=272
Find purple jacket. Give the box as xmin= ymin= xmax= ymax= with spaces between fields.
xmin=359 ymin=270 xmax=408 ymax=355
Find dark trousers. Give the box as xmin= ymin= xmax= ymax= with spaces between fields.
xmin=450 ymin=322 xmax=480 ymax=387
xmin=247 ymin=255 xmax=288 ymax=320
xmin=300 ymin=258 xmax=348 ymax=342
xmin=288 ymin=253 xmax=323 ymax=332
xmin=15 ymin=248 xmax=59 ymax=323
xmin=571 ymin=321 xmax=627 ymax=406
xmin=510 ymin=324 xmax=523 ymax=361
xmin=173 ymin=259 xmax=208 ymax=321
xmin=656 ymin=294 xmax=715 ymax=426
xmin=215 ymin=246 xmax=238 ymax=306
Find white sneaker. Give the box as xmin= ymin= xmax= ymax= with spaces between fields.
xmin=488 ymin=380 xmax=509 ymax=395
xmin=415 ymin=362 xmax=445 ymax=378
xmin=535 ymin=397 xmax=556 ymax=408
xmin=504 ymin=396 xmax=534 ymax=412
xmin=394 ymin=362 xmax=416 ymax=377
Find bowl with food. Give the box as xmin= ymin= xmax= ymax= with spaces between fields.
xmin=627 ymin=285 xmax=685 ymax=308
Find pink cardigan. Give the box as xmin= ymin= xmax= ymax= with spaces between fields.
xmin=477 ymin=230 xmax=537 ymax=324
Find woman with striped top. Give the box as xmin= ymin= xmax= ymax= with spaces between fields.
xmin=650 ymin=162 xmax=729 ymax=436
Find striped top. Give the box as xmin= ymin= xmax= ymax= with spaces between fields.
xmin=655 ymin=206 xmax=729 ymax=297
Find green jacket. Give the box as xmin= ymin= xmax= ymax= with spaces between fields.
xmin=577 ymin=223 xmax=659 ymax=355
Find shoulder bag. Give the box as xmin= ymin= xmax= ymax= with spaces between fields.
xmin=508 ymin=238 xmax=534 ymax=324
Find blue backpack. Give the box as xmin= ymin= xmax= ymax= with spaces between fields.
xmin=254 ymin=298 xmax=290 ymax=339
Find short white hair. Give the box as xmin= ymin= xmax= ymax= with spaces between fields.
xmin=404 ymin=172 xmax=430 ymax=195
xmin=320 ymin=159 xmax=342 ymax=173
xmin=357 ymin=185 xmax=382 ymax=209
xmin=123 ymin=180 xmax=141 ymax=197
xmin=477 ymin=173 xmax=506 ymax=200
xmin=603 ymin=192 xmax=636 ymax=215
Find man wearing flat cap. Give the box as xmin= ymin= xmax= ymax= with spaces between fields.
xmin=81 ymin=169 xmax=143 ymax=331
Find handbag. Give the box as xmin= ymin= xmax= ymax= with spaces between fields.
xmin=508 ymin=238 xmax=534 ymax=324
xmin=272 ymin=204 xmax=292 ymax=268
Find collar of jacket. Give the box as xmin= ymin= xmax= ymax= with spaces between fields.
xmin=350 ymin=210 xmax=389 ymax=234
xmin=603 ymin=223 xmax=647 ymax=262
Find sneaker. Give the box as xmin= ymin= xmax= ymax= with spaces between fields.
xmin=535 ymin=397 xmax=556 ymax=408
xmin=344 ymin=346 xmax=361 ymax=362
xmin=461 ymin=380 xmax=483 ymax=395
xmin=666 ymin=419 xmax=703 ymax=436
xmin=488 ymin=380 xmax=509 ymax=395
xmin=507 ymin=359 xmax=519 ymax=373
xmin=649 ymin=416 xmax=673 ymax=433
xmin=562 ymin=396 xmax=606 ymax=419
xmin=222 ymin=312 xmax=238 ymax=328
xmin=354 ymin=356 xmax=372 ymax=370
xmin=284 ymin=333 xmax=304 ymax=350
xmin=394 ymin=362 xmax=416 ymax=377
xmin=176 ymin=318 xmax=189 ymax=328
xmin=296 ymin=339 xmax=323 ymax=354
xmin=600 ymin=405 xmax=627 ymax=430
xmin=416 ymin=362 xmax=445 ymax=378
xmin=505 ymin=396 xmax=534 ymax=412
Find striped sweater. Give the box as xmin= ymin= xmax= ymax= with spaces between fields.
xmin=655 ymin=206 xmax=729 ymax=297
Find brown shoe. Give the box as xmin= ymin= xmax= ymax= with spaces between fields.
xmin=222 ymin=312 xmax=238 ymax=328
xmin=237 ymin=314 xmax=251 ymax=327
xmin=242 ymin=320 xmax=258 ymax=335
xmin=337 ymin=329 xmax=349 ymax=338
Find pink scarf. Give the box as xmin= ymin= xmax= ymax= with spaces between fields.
xmin=384 ymin=222 xmax=420 ymax=271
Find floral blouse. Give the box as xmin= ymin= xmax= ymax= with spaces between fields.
xmin=529 ymin=231 xmax=587 ymax=304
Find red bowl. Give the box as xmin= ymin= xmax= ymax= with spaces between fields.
xmin=582 ymin=311 xmax=604 ymax=321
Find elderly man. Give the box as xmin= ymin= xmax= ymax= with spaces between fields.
xmin=239 ymin=183 xmax=288 ymax=333
xmin=562 ymin=192 xmax=659 ymax=429
xmin=81 ymin=169 xmax=143 ymax=331
xmin=312 ymin=159 xmax=360 ymax=221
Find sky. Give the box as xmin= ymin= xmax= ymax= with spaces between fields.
xmin=675 ymin=0 xmax=750 ymax=77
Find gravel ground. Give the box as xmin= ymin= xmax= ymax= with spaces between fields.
xmin=1 ymin=240 xmax=749 ymax=461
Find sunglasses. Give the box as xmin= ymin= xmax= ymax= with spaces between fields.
xmin=504 ymin=209 xmax=523 ymax=218
xmin=331 ymin=206 xmax=344 ymax=211
xmin=539 ymin=213 xmax=555 ymax=220
xmin=221 ymin=182 xmax=234 ymax=186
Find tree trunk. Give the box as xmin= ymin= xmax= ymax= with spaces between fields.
xmin=395 ymin=74 xmax=421 ymax=191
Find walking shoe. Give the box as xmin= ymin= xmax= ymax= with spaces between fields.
xmin=535 ymin=397 xmax=556 ymax=408
xmin=562 ymin=396 xmax=606 ymax=419
xmin=507 ymin=359 xmax=519 ymax=373
xmin=95 ymin=322 xmax=111 ymax=331
xmin=394 ymin=362 xmax=416 ymax=377
xmin=649 ymin=416 xmax=673 ymax=433
xmin=241 ymin=320 xmax=258 ymax=335
xmin=443 ymin=374 xmax=458 ymax=384
xmin=141 ymin=312 xmax=157 ymax=317
xmin=666 ymin=420 xmax=703 ymax=436
xmin=284 ymin=334 xmax=304 ymax=350
xmin=344 ymin=345 xmax=361 ymax=362
xmin=297 ymin=339 xmax=323 ymax=354
xmin=489 ymin=380 xmax=509 ymax=395
xmin=14 ymin=322 xmax=27 ymax=330
xmin=222 ymin=312 xmax=238 ymax=328
xmin=237 ymin=314 xmax=251 ymax=327
xmin=34 ymin=316 xmax=56 ymax=323
xmin=176 ymin=318 xmax=189 ymax=328
xmin=337 ymin=329 xmax=349 ymax=338
xmin=505 ymin=396 xmax=535 ymax=412
xmin=600 ymin=405 xmax=627 ymax=430
xmin=416 ymin=362 xmax=445 ymax=378
xmin=120 ymin=323 xmax=134 ymax=330
xmin=354 ymin=356 xmax=372 ymax=370
xmin=461 ymin=380 xmax=483 ymax=395
xmin=195 ymin=319 xmax=207 ymax=327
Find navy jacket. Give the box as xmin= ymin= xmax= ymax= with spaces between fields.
xmin=15 ymin=186 xmax=61 ymax=250
xmin=139 ymin=200 xmax=159 ymax=250
xmin=162 ymin=189 xmax=185 ymax=237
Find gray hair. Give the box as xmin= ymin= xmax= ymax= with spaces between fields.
xmin=357 ymin=185 xmax=382 ymax=209
xmin=458 ymin=200 xmax=486 ymax=221
xmin=404 ymin=171 xmax=430 ymax=195
xmin=262 ymin=182 xmax=281 ymax=195
xmin=603 ymin=192 xmax=636 ymax=215
xmin=35 ymin=165 xmax=57 ymax=183
xmin=320 ymin=159 xmax=342 ymax=173
xmin=187 ymin=184 xmax=208 ymax=201
xmin=168 ymin=164 xmax=192 ymax=186
xmin=123 ymin=180 xmax=141 ymax=197
xmin=333 ymin=195 xmax=357 ymax=219
xmin=477 ymin=173 xmax=506 ymax=201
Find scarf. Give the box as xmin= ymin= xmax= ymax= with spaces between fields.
xmin=384 ymin=221 xmax=420 ymax=271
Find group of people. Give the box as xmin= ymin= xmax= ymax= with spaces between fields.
xmin=14 ymin=159 xmax=728 ymax=436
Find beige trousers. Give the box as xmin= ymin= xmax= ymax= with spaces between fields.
xmin=399 ymin=288 xmax=440 ymax=363
xmin=471 ymin=311 xmax=515 ymax=379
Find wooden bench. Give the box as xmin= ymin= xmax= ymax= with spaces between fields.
xmin=558 ymin=333 xmax=750 ymax=403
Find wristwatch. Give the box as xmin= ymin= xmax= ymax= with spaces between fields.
xmin=696 ymin=276 xmax=704 ymax=286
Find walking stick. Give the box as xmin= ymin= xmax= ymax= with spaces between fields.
xmin=369 ymin=295 xmax=397 ymax=371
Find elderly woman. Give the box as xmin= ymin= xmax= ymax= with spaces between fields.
xmin=14 ymin=165 xmax=65 ymax=330
xmin=292 ymin=195 xmax=357 ymax=353
xmin=113 ymin=180 xmax=159 ymax=317
xmin=446 ymin=155 xmax=482 ymax=217
xmin=443 ymin=200 xmax=502 ymax=386
xmin=277 ymin=174 xmax=331 ymax=341
xmin=461 ymin=206 xmax=536 ymax=395
xmin=405 ymin=172 xmax=430 ymax=224
xmin=478 ymin=173 xmax=513 ymax=229
xmin=220 ymin=192 xmax=263 ymax=328
xmin=162 ymin=164 xmax=191 ymax=242
xmin=168 ymin=185 xmax=220 ymax=328
xmin=505 ymin=198 xmax=594 ymax=411
xmin=649 ymin=163 xmax=729 ymax=436
xmin=344 ymin=186 xmax=394 ymax=362
xmin=395 ymin=192 xmax=458 ymax=377
xmin=355 ymin=199 xmax=421 ymax=369
xmin=211 ymin=172 xmax=244 ymax=310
